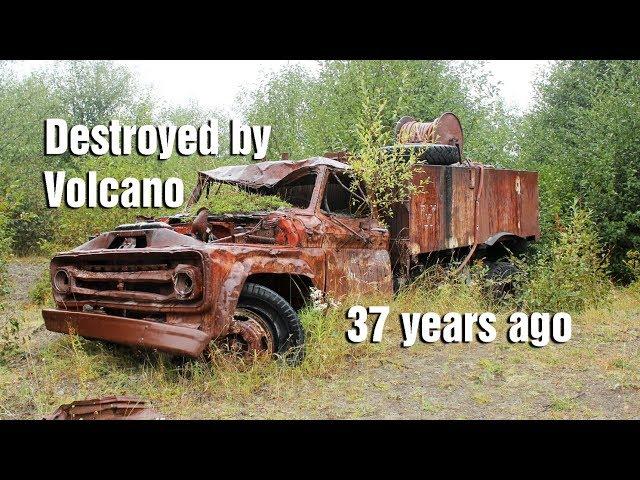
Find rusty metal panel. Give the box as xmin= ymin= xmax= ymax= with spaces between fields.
xmin=45 ymin=396 xmax=164 ymax=420
xmin=42 ymin=308 xmax=211 ymax=356
xmin=324 ymin=249 xmax=393 ymax=298
xmin=409 ymin=164 xmax=540 ymax=253
xmin=450 ymin=167 xmax=477 ymax=248
xmin=517 ymin=171 xmax=541 ymax=238
xmin=410 ymin=166 xmax=445 ymax=251
xmin=477 ymin=168 xmax=540 ymax=240
xmin=197 ymin=157 xmax=349 ymax=190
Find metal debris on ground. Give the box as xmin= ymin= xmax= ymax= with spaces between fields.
xmin=44 ymin=396 xmax=165 ymax=420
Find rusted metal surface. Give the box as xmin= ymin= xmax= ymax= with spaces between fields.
xmin=408 ymin=164 xmax=540 ymax=254
xmin=191 ymin=207 xmax=212 ymax=241
xmin=43 ymin=113 xmax=539 ymax=359
xmin=323 ymin=151 xmax=349 ymax=161
xmin=43 ymin=308 xmax=211 ymax=356
xmin=44 ymin=396 xmax=164 ymax=420
xmin=44 ymin=160 xmax=391 ymax=355
xmin=324 ymin=249 xmax=393 ymax=297
xmin=194 ymin=157 xmax=349 ymax=190
xmin=226 ymin=308 xmax=275 ymax=357
xmin=395 ymin=112 xmax=464 ymax=152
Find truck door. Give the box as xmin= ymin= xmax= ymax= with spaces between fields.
xmin=319 ymin=170 xmax=393 ymax=298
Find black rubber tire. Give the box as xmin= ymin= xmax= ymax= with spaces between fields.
xmin=237 ymin=282 xmax=305 ymax=365
xmin=382 ymin=144 xmax=460 ymax=165
xmin=485 ymin=260 xmax=519 ymax=300
xmin=417 ymin=144 xmax=461 ymax=165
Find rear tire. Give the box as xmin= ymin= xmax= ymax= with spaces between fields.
xmin=485 ymin=260 xmax=519 ymax=300
xmin=233 ymin=282 xmax=305 ymax=365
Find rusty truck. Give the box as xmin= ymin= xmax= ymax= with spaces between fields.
xmin=42 ymin=113 xmax=540 ymax=363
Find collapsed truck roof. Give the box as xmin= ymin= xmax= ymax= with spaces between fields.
xmin=187 ymin=157 xmax=349 ymax=206
xmin=200 ymin=157 xmax=349 ymax=188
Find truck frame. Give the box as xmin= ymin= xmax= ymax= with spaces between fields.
xmin=42 ymin=114 xmax=540 ymax=363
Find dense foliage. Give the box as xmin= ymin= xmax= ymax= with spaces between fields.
xmin=0 ymin=61 xmax=232 ymax=255
xmin=240 ymin=60 xmax=514 ymax=165
xmin=515 ymin=61 xmax=640 ymax=280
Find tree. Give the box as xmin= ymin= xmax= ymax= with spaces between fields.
xmin=0 ymin=61 xmax=153 ymax=254
xmin=238 ymin=63 xmax=314 ymax=159
xmin=52 ymin=61 xmax=144 ymax=127
xmin=517 ymin=61 xmax=640 ymax=280
xmin=159 ymin=98 xmax=230 ymax=157
xmin=240 ymin=60 xmax=513 ymax=166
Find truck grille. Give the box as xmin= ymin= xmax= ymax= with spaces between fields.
xmin=51 ymin=250 xmax=205 ymax=310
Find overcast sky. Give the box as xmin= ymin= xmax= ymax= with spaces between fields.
xmin=10 ymin=60 xmax=551 ymax=114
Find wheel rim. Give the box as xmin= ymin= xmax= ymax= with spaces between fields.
xmin=225 ymin=307 xmax=275 ymax=357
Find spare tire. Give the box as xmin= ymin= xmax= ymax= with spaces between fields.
xmin=417 ymin=144 xmax=461 ymax=165
xmin=382 ymin=143 xmax=460 ymax=165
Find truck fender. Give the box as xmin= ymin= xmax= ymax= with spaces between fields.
xmin=209 ymin=255 xmax=321 ymax=338
xmin=483 ymin=231 xmax=519 ymax=246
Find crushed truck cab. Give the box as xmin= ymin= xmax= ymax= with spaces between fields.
xmin=43 ymin=113 xmax=540 ymax=362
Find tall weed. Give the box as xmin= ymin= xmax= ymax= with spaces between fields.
xmin=517 ymin=202 xmax=611 ymax=314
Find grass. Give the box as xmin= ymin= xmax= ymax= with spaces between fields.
xmin=421 ymin=397 xmax=442 ymax=413
xmin=199 ymin=185 xmax=290 ymax=214
xmin=0 ymin=292 xmax=391 ymax=418
xmin=548 ymin=396 xmax=577 ymax=412
xmin=0 ymin=258 xmax=639 ymax=419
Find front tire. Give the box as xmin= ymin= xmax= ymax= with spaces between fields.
xmin=227 ymin=282 xmax=305 ymax=365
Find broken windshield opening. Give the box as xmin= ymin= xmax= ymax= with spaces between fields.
xmin=269 ymin=172 xmax=317 ymax=209
xmin=322 ymin=171 xmax=370 ymax=217
xmin=193 ymin=172 xmax=317 ymax=215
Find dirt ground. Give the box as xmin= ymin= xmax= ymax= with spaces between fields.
xmin=5 ymin=258 xmax=48 ymax=304
xmin=1 ymin=257 xmax=638 ymax=419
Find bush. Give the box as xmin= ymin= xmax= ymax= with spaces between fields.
xmin=29 ymin=268 xmax=53 ymax=306
xmin=517 ymin=61 xmax=640 ymax=280
xmin=2 ymin=178 xmax=56 ymax=255
xmin=197 ymin=185 xmax=290 ymax=214
xmin=348 ymin=93 xmax=424 ymax=222
xmin=0 ymin=317 xmax=28 ymax=364
xmin=623 ymin=251 xmax=640 ymax=295
xmin=0 ymin=211 xmax=12 ymax=299
xmin=518 ymin=202 xmax=611 ymax=314
xmin=623 ymin=250 xmax=640 ymax=282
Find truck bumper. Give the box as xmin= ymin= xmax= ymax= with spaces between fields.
xmin=42 ymin=308 xmax=210 ymax=357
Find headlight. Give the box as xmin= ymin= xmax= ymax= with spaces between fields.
xmin=53 ymin=269 xmax=71 ymax=293
xmin=173 ymin=270 xmax=194 ymax=297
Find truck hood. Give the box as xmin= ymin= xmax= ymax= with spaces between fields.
xmin=73 ymin=208 xmax=314 ymax=252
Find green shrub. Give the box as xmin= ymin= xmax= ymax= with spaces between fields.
xmin=0 ymin=317 xmax=27 ymax=364
xmin=623 ymin=251 xmax=640 ymax=294
xmin=0 ymin=211 xmax=12 ymax=299
xmin=518 ymin=202 xmax=611 ymax=314
xmin=197 ymin=185 xmax=290 ymax=214
xmin=516 ymin=61 xmax=640 ymax=280
xmin=348 ymin=93 xmax=424 ymax=222
xmin=29 ymin=268 xmax=53 ymax=306
xmin=623 ymin=250 xmax=640 ymax=282
xmin=2 ymin=178 xmax=56 ymax=255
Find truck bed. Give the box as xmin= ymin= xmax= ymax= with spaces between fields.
xmin=402 ymin=164 xmax=540 ymax=254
